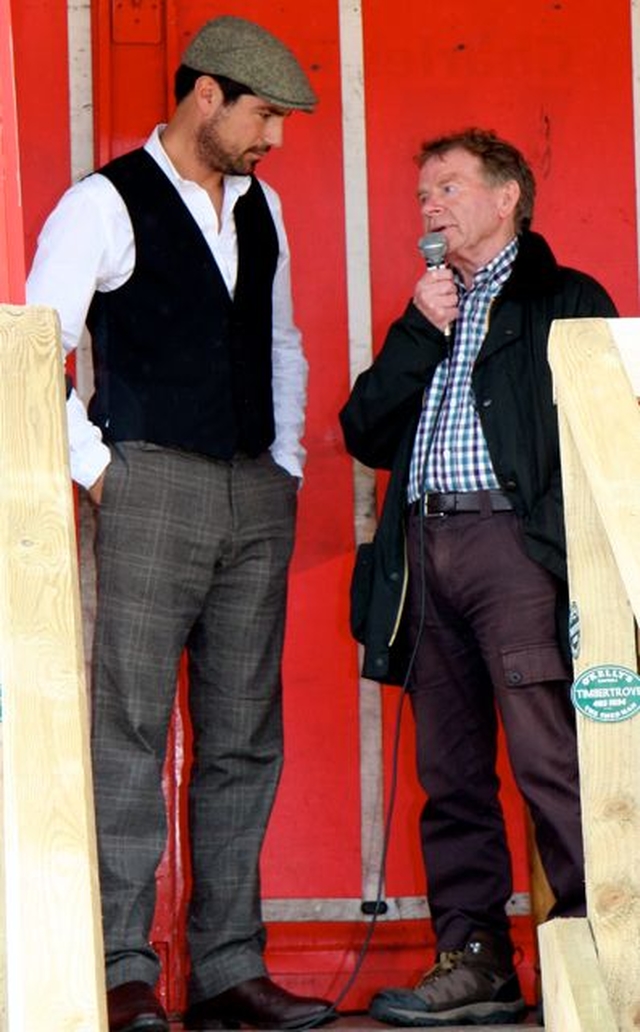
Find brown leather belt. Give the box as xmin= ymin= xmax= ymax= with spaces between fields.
xmin=410 ymin=489 xmax=514 ymax=517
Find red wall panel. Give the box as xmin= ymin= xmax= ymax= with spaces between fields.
xmin=167 ymin=0 xmax=360 ymax=903
xmin=11 ymin=0 xmax=71 ymax=267
xmin=361 ymin=0 xmax=638 ymax=1005
xmin=12 ymin=0 xmax=638 ymax=1017
xmin=364 ymin=0 xmax=638 ymax=344
xmin=91 ymin=0 xmax=358 ymax=1014
xmin=91 ymin=0 xmax=640 ymax=1016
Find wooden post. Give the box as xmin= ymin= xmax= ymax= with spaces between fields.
xmin=538 ymin=919 xmax=617 ymax=1032
xmin=541 ymin=317 xmax=640 ymax=1032
xmin=0 ymin=305 xmax=107 ymax=1030
xmin=0 ymin=0 xmax=26 ymax=303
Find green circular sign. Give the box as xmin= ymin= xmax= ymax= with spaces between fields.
xmin=571 ymin=665 xmax=640 ymax=723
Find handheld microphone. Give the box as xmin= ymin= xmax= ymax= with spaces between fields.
xmin=417 ymin=232 xmax=451 ymax=338
xmin=417 ymin=231 xmax=447 ymax=269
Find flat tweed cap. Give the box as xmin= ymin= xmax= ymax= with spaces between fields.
xmin=182 ymin=15 xmax=317 ymax=111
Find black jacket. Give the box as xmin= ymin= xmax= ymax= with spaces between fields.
xmin=339 ymin=230 xmax=617 ymax=684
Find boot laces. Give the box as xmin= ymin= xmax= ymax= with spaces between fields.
xmin=415 ymin=950 xmax=464 ymax=989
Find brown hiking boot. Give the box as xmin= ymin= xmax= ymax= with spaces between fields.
xmin=369 ymin=930 xmax=527 ymax=1026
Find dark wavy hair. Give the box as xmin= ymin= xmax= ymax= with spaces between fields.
xmin=415 ymin=128 xmax=536 ymax=233
xmin=174 ymin=65 xmax=255 ymax=106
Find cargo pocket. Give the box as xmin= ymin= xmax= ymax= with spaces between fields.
xmin=500 ymin=642 xmax=570 ymax=689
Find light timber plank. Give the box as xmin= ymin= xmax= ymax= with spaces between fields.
xmin=0 ymin=722 xmax=5 ymax=1032
xmin=0 ymin=305 xmax=107 ymax=1030
xmin=549 ymin=317 xmax=640 ymax=1031
xmin=608 ymin=317 xmax=640 ymax=396
xmin=550 ymin=318 xmax=640 ymax=618
xmin=538 ymin=918 xmax=617 ymax=1032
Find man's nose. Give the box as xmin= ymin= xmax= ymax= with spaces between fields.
xmin=421 ymin=196 xmax=442 ymax=219
xmin=265 ymin=119 xmax=285 ymax=148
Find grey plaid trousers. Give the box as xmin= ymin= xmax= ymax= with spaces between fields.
xmin=90 ymin=442 xmax=298 ymax=1002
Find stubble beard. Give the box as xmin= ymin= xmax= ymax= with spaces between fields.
xmin=196 ymin=113 xmax=262 ymax=176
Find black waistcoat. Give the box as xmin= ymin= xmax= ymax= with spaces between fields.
xmin=87 ymin=148 xmax=279 ymax=459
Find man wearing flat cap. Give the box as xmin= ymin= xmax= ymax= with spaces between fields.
xmin=27 ymin=15 xmax=332 ymax=1032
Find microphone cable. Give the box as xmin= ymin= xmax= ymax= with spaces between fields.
xmin=299 ymin=334 xmax=450 ymax=1029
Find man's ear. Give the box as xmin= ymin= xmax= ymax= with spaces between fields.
xmin=499 ymin=179 xmax=521 ymax=220
xmin=193 ymin=74 xmax=223 ymax=114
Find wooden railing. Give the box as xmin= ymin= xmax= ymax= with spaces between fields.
xmin=0 ymin=305 xmax=106 ymax=1031
xmin=2 ymin=304 xmax=639 ymax=1029
xmin=540 ymin=317 xmax=640 ymax=1032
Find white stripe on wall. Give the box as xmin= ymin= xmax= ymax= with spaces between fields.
xmin=67 ymin=0 xmax=95 ymax=408
xmin=337 ymin=0 xmax=388 ymax=910
xmin=67 ymin=0 xmax=94 ymax=183
xmin=262 ymin=893 xmax=531 ymax=922
xmin=338 ymin=0 xmax=373 ymax=389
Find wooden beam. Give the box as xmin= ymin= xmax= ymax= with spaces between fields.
xmin=550 ymin=318 xmax=640 ymax=617
xmin=0 ymin=718 xmax=5 ymax=1031
xmin=608 ymin=317 xmax=640 ymax=395
xmin=538 ymin=918 xmax=617 ymax=1032
xmin=0 ymin=0 xmax=26 ymax=303
xmin=548 ymin=317 xmax=640 ymax=1031
xmin=0 ymin=305 xmax=106 ymax=1030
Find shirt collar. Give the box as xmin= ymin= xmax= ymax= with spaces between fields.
xmin=144 ymin=125 xmax=253 ymax=203
xmin=455 ymin=236 xmax=519 ymax=295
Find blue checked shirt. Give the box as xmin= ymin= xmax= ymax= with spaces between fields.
xmin=407 ymin=237 xmax=519 ymax=503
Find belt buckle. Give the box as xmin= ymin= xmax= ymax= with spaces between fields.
xmin=427 ymin=491 xmax=455 ymax=518
xmin=425 ymin=497 xmax=448 ymax=518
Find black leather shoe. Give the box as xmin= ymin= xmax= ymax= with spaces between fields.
xmin=107 ymin=980 xmax=169 ymax=1032
xmin=184 ymin=976 xmax=336 ymax=1029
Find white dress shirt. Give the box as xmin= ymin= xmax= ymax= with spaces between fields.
xmin=26 ymin=126 xmax=308 ymax=487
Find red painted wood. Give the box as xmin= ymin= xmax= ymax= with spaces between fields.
xmin=90 ymin=0 xmax=640 ymax=1015
xmin=364 ymin=0 xmax=638 ymax=336
xmin=10 ymin=0 xmax=71 ymax=271
xmin=90 ymin=0 xmax=355 ymax=1015
xmin=363 ymin=0 xmax=638 ymax=920
xmin=8 ymin=0 xmax=636 ymax=1017
xmin=358 ymin=2 xmax=638 ymax=1009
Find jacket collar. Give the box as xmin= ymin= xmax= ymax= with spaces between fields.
xmin=499 ymin=229 xmax=559 ymax=301
xmin=473 ymin=231 xmax=558 ymax=364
